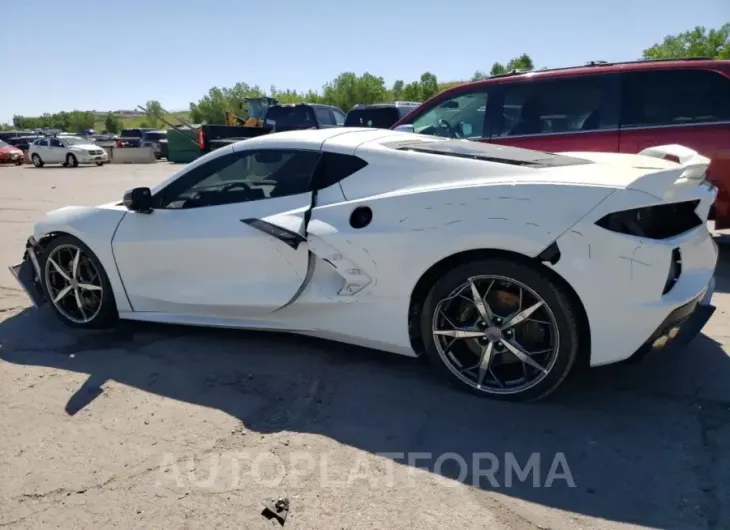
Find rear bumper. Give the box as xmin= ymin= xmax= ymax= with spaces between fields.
xmin=626 ymin=277 xmax=715 ymax=362
xmin=8 ymin=237 xmax=45 ymax=307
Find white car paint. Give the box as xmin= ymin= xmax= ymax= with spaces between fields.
xmin=28 ymin=136 xmax=108 ymax=166
xmin=22 ymin=130 xmax=718 ymax=367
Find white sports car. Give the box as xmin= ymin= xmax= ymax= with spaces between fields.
xmin=9 ymin=128 xmax=718 ymax=401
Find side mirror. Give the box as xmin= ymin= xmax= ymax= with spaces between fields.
xmin=123 ymin=187 xmax=153 ymax=213
xmin=393 ymin=124 xmax=415 ymax=133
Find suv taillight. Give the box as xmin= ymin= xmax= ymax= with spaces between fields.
xmin=115 ymin=139 xmax=122 ymax=148
xmin=197 ymin=129 xmax=205 ymax=149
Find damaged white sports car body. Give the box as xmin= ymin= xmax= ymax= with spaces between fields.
xmin=10 ymin=128 xmax=718 ymax=401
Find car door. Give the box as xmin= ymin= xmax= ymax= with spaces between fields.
xmin=487 ymin=74 xmax=621 ymax=153
xmin=33 ymin=138 xmax=50 ymax=160
xmin=111 ymin=146 xmax=323 ymax=318
xmin=47 ymin=137 xmax=66 ymax=163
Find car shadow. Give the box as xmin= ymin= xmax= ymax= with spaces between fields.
xmin=1 ymin=303 xmax=729 ymax=528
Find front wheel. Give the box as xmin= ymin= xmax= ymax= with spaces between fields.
xmin=420 ymin=259 xmax=581 ymax=402
xmin=41 ymin=235 xmax=118 ymax=328
xmin=96 ymin=161 xmax=105 ymax=166
xmin=67 ymin=154 xmax=78 ymax=167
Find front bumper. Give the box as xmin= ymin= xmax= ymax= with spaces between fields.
xmin=8 ymin=237 xmax=45 ymax=307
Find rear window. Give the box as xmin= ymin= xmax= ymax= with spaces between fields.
xmin=265 ymin=106 xmax=317 ymax=129
xmin=345 ymin=107 xmax=401 ymax=128
xmin=143 ymin=132 xmax=166 ymax=141
xmin=383 ymin=139 xmax=592 ymax=168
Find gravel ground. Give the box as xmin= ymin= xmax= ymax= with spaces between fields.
xmin=1 ymin=163 xmax=730 ymax=529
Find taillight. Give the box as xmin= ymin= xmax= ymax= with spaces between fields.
xmin=115 ymin=139 xmax=122 ymax=148
xmin=197 ymin=129 xmax=205 ymax=149
xmin=595 ymin=200 xmax=702 ymax=239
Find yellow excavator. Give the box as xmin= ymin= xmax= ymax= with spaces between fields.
xmin=224 ymin=97 xmax=279 ymax=127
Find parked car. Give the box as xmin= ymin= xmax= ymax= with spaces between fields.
xmin=28 ymin=136 xmax=108 ymax=168
xmin=345 ymin=101 xmax=421 ymax=129
xmin=392 ymin=58 xmax=730 ymax=227
xmin=0 ymin=140 xmax=25 ymax=165
xmin=9 ymin=129 xmax=716 ymax=402
xmin=139 ymin=130 xmax=168 ymax=159
xmin=115 ymin=128 xmax=154 ymax=148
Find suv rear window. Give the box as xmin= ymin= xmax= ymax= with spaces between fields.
xmin=265 ymin=106 xmax=317 ymax=129
xmin=621 ymin=69 xmax=730 ymax=128
xmin=143 ymin=132 xmax=166 ymax=141
xmin=345 ymin=107 xmax=401 ymax=128
xmin=383 ymin=138 xmax=592 ymax=168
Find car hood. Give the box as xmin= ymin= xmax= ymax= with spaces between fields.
xmin=0 ymin=145 xmax=23 ymax=153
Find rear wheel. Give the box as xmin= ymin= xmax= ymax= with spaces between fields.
xmin=31 ymin=154 xmax=44 ymax=167
xmin=41 ymin=235 xmax=118 ymax=329
xmin=420 ymin=259 xmax=580 ymax=402
xmin=96 ymin=161 xmax=104 ymax=166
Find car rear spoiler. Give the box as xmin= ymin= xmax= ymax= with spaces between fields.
xmin=629 ymin=144 xmax=711 ymax=200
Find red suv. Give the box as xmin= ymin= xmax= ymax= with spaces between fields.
xmin=393 ymin=59 xmax=730 ymax=227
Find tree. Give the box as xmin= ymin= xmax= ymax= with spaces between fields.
xmin=104 ymin=112 xmax=122 ymax=134
xmin=144 ymin=100 xmax=163 ymax=129
xmin=490 ymin=53 xmax=535 ymax=76
xmin=401 ymin=81 xmax=422 ymax=102
xmin=392 ymin=80 xmax=404 ymax=100
xmin=419 ymin=72 xmax=439 ymax=100
xmin=643 ymin=23 xmax=730 ymax=60
xmin=320 ymin=72 xmax=388 ymax=111
xmin=471 ymin=71 xmax=488 ymax=81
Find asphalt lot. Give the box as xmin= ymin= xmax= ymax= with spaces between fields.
xmin=1 ymin=163 xmax=730 ymax=529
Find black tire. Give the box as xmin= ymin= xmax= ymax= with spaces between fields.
xmin=15 ymin=159 xmax=23 ymax=166
xmin=31 ymin=154 xmax=44 ymax=168
xmin=67 ymin=154 xmax=78 ymax=168
xmin=40 ymin=235 xmax=118 ymax=329
xmin=420 ymin=258 xmax=580 ymax=402
xmin=96 ymin=161 xmax=104 ymax=166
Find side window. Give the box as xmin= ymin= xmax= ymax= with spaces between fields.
xmin=332 ymin=108 xmax=346 ymax=125
xmin=621 ymin=69 xmax=730 ymax=128
xmin=309 ymin=152 xmax=368 ymax=190
xmin=494 ymin=75 xmax=619 ymax=138
xmin=156 ymin=149 xmax=320 ymax=209
xmin=411 ymin=90 xmax=488 ymax=139
xmin=314 ymin=107 xmax=335 ymax=126
xmin=36 ymin=139 xmax=48 ymax=147
xmin=50 ymin=138 xmax=63 ymax=147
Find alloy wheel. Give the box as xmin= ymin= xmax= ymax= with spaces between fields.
xmin=44 ymin=244 xmax=104 ymax=324
xmin=432 ymin=274 xmax=560 ymax=395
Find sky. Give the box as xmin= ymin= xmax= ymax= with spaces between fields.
xmin=1 ymin=0 xmax=728 ymax=124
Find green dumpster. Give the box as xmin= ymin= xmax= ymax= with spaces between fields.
xmin=167 ymin=126 xmax=201 ymax=163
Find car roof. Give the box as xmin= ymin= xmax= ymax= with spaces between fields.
xmin=440 ymin=58 xmax=729 ymax=93
xmin=231 ymin=127 xmax=412 ymax=152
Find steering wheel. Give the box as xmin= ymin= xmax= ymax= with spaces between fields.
xmin=437 ymin=119 xmax=460 ymax=139
xmin=220 ymin=181 xmax=253 ymax=193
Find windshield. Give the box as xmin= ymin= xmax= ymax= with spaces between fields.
xmin=0 ymin=140 xmax=8 ymax=148
xmin=383 ymin=138 xmax=592 ymax=168
xmin=345 ymin=107 xmax=400 ymax=129
xmin=62 ymin=137 xmax=89 ymax=146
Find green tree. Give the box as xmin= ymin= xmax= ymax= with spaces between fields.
xmin=471 ymin=71 xmax=489 ymax=81
xmin=643 ymin=23 xmax=730 ymax=59
xmin=419 ymin=72 xmax=439 ymax=100
xmin=490 ymin=53 xmax=535 ymax=76
xmin=401 ymin=81 xmax=422 ymax=102
xmin=392 ymin=80 xmax=404 ymax=100
xmin=104 ymin=112 xmax=122 ymax=134
xmin=144 ymin=100 xmax=163 ymax=129
xmin=320 ymin=72 xmax=388 ymax=111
